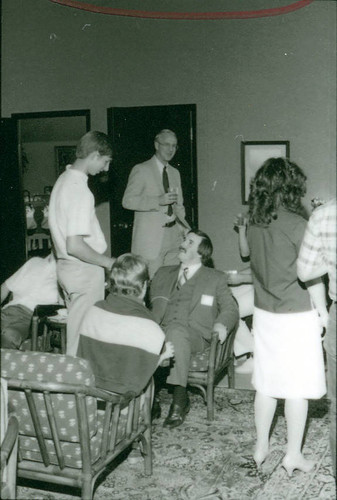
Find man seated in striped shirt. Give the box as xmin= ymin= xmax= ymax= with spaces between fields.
xmin=77 ymin=253 xmax=174 ymax=396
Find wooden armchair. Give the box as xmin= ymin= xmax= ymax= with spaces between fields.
xmin=187 ymin=323 xmax=237 ymax=420
xmin=1 ymin=349 xmax=152 ymax=500
xmin=1 ymin=378 xmax=19 ymax=500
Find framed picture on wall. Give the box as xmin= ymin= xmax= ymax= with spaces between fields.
xmin=241 ymin=141 xmax=290 ymax=204
xmin=55 ymin=146 xmax=77 ymax=177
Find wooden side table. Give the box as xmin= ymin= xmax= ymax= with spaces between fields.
xmin=44 ymin=316 xmax=67 ymax=354
xmin=31 ymin=314 xmax=67 ymax=354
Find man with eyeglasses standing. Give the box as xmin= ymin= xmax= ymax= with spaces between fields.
xmin=122 ymin=129 xmax=190 ymax=278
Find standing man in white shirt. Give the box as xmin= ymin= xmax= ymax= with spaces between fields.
xmin=122 ymin=129 xmax=189 ymax=278
xmin=49 ymin=131 xmax=115 ymax=356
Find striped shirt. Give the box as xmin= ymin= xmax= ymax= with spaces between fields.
xmin=297 ymin=199 xmax=336 ymax=301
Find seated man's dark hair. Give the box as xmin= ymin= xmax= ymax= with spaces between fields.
xmin=189 ymin=229 xmax=214 ymax=268
xmin=76 ymin=131 xmax=113 ymax=159
xmin=110 ymin=253 xmax=149 ymax=296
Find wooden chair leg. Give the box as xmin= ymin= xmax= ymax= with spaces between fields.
xmin=227 ymin=360 xmax=235 ymax=389
xmin=206 ymin=382 xmax=214 ymax=421
xmin=81 ymin=476 xmax=94 ymax=500
xmin=142 ymin=427 xmax=152 ymax=475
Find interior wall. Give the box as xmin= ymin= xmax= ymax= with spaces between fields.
xmin=2 ymin=0 xmax=336 ymax=269
xmin=22 ymin=140 xmax=76 ymax=195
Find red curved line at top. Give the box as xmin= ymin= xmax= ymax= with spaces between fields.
xmin=49 ymin=0 xmax=315 ymax=20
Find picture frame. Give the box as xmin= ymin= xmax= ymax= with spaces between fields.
xmin=55 ymin=145 xmax=77 ymax=177
xmin=241 ymin=141 xmax=290 ymax=204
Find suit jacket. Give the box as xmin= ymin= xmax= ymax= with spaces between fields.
xmin=150 ymin=265 xmax=239 ymax=340
xmin=122 ymin=156 xmax=189 ymax=260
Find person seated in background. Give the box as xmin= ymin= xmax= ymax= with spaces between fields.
xmin=77 ymin=253 xmax=174 ymax=396
xmin=226 ymin=267 xmax=254 ymax=374
xmin=224 ymin=212 xmax=255 ymax=373
xmin=150 ymin=229 xmax=239 ymax=429
xmin=1 ymin=253 xmax=61 ymax=350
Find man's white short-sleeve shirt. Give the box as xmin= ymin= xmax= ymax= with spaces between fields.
xmin=49 ymin=167 xmax=107 ymax=260
xmin=4 ymin=257 xmax=60 ymax=311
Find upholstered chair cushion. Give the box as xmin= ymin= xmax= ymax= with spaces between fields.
xmin=189 ymin=348 xmax=211 ymax=372
xmin=1 ymin=350 xmax=97 ymax=442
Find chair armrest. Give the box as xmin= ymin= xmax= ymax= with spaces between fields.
xmin=0 ymin=415 xmax=19 ymax=468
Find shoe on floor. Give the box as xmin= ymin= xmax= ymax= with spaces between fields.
xmin=163 ymin=399 xmax=190 ymax=429
xmin=235 ymin=356 xmax=254 ymax=374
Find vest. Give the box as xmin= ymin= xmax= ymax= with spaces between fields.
xmin=161 ymin=275 xmax=197 ymax=328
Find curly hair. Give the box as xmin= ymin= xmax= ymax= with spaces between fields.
xmin=248 ymin=157 xmax=307 ymax=225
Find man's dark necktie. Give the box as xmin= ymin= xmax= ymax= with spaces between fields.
xmin=163 ymin=166 xmax=173 ymax=216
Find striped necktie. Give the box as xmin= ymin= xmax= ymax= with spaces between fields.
xmin=177 ymin=267 xmax=188 ymax=289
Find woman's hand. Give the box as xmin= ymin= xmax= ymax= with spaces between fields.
xmin=233 ymin=213 xmax=248 ymax=229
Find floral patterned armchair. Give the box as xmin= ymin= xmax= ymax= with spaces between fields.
xmin=0 ymin=349 xmax=152 ymax=500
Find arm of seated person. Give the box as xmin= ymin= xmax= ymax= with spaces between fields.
xmin=158 ymin=341 xmax=174 ymax=366
xmin=66 ymin=235 xmax=115 ymax=271
xmin=213 ymin=322 xmax=228 ymax=344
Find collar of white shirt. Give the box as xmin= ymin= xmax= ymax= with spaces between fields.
xmin=155 ymin=156 xmax=168 ymax=174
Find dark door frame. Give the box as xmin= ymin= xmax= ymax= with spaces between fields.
xmin=107 ymin=103 xmax=198 ymax=256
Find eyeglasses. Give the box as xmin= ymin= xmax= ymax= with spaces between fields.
xmin=156 ymin=142 xmax=178 ymax=150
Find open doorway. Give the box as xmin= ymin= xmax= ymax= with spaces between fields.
xmin=11 ymin=110 xmax=90 ymax=260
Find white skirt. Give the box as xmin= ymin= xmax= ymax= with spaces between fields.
xmin=252 ymin=307 xmax=326 ymax=399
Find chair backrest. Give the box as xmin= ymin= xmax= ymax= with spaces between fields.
xmin=1 ymin=349 xmax=97 ymax=443
xmin=26 ymin=233 xmax=51 ymax=252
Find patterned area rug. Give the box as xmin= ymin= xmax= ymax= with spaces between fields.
xmin=17 ymin=388 xmax=335 ymax=500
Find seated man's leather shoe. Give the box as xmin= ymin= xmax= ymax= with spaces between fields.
xmin=163 ymin=399 xmax=190 ymax=429
xmin=151 ymin=397 xmax=161 ymax=420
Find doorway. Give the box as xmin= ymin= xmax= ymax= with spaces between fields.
xmin=6 ymin=110 xmax=90 ymax=268
xmin=107 ymin=104 xmax=198 ymax=256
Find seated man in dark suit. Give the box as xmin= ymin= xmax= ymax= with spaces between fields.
xmin=150 ymin=230 xmax=239 ymax=429
xmin=77 ymin=253 xmax=174 ymax=395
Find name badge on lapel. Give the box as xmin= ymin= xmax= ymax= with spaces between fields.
xmin=201 ymin=294 xmax=214 ymax=306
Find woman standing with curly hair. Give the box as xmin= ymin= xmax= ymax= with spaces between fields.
xmin=247 ymin=158 xmax=326 ymax=476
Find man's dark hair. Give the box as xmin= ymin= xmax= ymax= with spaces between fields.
xmin=189 ymin=229 xmax=214 ymax=268
xmin=76 ymin=131 xmax=113 ymax=159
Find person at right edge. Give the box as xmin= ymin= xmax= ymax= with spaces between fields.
xmin=246 ymin=158 xmax=326 ymax=476
xmin=297 ymin=198 xmax=336 ymax=480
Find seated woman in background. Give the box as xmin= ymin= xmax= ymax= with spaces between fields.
xmin=77 ymin=253 xmax=174 ymax=395
xmin=246 ymin=158 xmax=326 ymax=475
